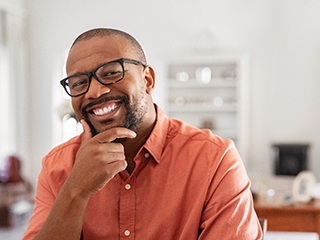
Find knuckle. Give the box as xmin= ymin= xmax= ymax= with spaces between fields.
xmin=105 ymin=160 xmax=126 ymax=176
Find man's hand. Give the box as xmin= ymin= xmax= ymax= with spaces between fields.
xmin=32 ymin=120 xmax=136 ymax=240
xmin=66 ymin=119 xmax=136 ymax=199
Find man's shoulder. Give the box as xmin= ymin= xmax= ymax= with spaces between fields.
xmin=44 ymin=135 xmax=82 ymax=163
xmin=167 ymin=118 xmax=227 ymax=147
xmin=38 ymin=135 xmax=82 ymax=192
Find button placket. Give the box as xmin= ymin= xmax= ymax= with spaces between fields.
xmin=119 ymin=179 xmax=135 ymax=239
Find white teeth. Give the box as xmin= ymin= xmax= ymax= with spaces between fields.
xmin=93 ymin=104 xmax=116 ymax=116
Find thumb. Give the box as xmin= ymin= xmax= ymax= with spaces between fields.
xmin=80 ymin=119 xmax=92 ymax=143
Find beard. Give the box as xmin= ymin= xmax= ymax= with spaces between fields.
xmin=80 ymin=94 xmax=146 ymax=141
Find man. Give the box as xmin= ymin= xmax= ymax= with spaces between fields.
xmin=23 ymin=28 xmax=262 ymax=239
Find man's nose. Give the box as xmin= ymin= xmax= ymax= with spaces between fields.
xmin=85 ymin=78 xmax=111 ymax=98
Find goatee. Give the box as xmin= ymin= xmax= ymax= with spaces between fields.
xmin=81 ymin=95 xmax=141 ymax=141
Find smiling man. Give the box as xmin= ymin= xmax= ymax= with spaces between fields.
xmin=23 ymin=28 xmax=262 ymax=240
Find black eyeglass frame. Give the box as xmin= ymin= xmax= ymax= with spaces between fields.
xmin=60 ymin=58 xmax=146 ymax=97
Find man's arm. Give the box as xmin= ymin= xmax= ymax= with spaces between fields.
xmin=23 ymin=120 xmax=136 ymax=240
xmin=32 ymin=180 xmax=90 ymax=240
xmin=198 ymin=141 xmax=263 ymax=239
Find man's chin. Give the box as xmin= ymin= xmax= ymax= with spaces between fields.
xmin=90 ymin=123 xmax=124 ymax=136
xmin=87 ymin=119 xmax=118 ymax=136
xmin=87 ymin=122 xmax=105 ymax=137
xmin=92 ymin=127 xmax=129 ymax=143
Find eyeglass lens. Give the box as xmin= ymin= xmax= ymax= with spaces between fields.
xmin=65 ymin=61 xmax=124 ymax=96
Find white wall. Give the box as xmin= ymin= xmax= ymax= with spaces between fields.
xmin=23 ymin=0 xmax=320 ymax=181
xmin=0 ymin=0 xmax=28 ymax=174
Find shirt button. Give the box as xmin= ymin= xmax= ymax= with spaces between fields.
xmin=125 ymin=184 xmax=131 ymax=190
xmin=144 ymin=153 xmax=150 ymax=158
xmin=124 ymin=230 xmax=131 ymax=236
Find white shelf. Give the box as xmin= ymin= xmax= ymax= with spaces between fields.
xmin=168 ymin=103 xmax=237 ymax=113
xmin=166 ymin=55 xmax=250 ymax=162
xmin=168 ymin=78 xmax=238 ymax=89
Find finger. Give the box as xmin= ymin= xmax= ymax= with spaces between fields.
xmin=80 ymin=119 xmax=92 ymax=143
xmin=94 ymin=127 xmax=136 ymax=143
xmin=108 ymin=159 xmax=128 ymax=175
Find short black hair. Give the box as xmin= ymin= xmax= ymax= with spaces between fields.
xmin=71 ymin=28 xmax=147 ymax=64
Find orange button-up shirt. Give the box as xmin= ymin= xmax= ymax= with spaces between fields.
xmin=23 ymin=106 xmax=262 ymax=239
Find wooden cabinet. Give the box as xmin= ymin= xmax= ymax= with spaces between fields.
xmin=166 ymin=56 xmax=250 ymax=161
xmin=254 ymin=200 xmax=320 ymax=235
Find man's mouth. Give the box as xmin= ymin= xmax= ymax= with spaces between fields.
xmin=80 ymin=96 xmax=130 ymax=135
xmin=92 ymin=102 xmax=121 ymax=116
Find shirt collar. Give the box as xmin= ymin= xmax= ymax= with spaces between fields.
xmin=143 ymin=104 xmax=169 ymax=164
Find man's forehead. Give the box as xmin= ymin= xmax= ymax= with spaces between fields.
xmin=66 ymin=36 xmax=131 ymax=72
xmin=69 ymin=35 xmax=128 ymax=56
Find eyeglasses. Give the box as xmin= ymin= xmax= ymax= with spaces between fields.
xmin=60 ymin=58 xmax=146 ymax=97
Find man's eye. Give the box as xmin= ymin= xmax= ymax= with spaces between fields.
xmin=101 ymin=70 xmax=122 ymax=78
xmin=71 ymin=79 xmax=88 ymax=89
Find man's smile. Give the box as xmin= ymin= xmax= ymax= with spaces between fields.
xmin=79 ymin=96 xmax=130 ymax=135
xmin=82 ymin=96 xmax=125 ymax=117
xmin=91 ymin=101 xmax=122 ymax=116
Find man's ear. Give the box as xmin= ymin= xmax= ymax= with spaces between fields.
xmin=144 ymin=66 xmax=155 ymax=94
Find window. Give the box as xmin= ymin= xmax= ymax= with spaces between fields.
xmin=0 ymin=9 xmax=13 ymax=160
xmin=52 ymin=51 xmax=82 ymax=146
xmin=0 ymin=3 xmax=27 ymax=167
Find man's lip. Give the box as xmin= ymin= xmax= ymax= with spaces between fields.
xmin=92 ymin=101 xmax=122 ymax=116
xmin=86 ymin=100 xmax=122 ymax=115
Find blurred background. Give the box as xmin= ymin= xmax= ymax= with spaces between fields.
xmin=1 ymin=0 xmax=320 ymax=238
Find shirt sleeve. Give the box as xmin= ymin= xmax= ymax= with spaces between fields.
xmin=22 ymin=160 xmax=57 ymax=240
xmin=198 ymin=140 xmax=263 ymax=240
xmin=22 ymin=137 xmax=79 ymax=240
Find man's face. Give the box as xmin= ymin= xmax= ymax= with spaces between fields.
xmin=65 ymin=36 xmax=154 ymax=136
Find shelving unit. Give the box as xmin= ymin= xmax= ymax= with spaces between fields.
xmin=166 ymin=55 xmax=250 ymax=161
